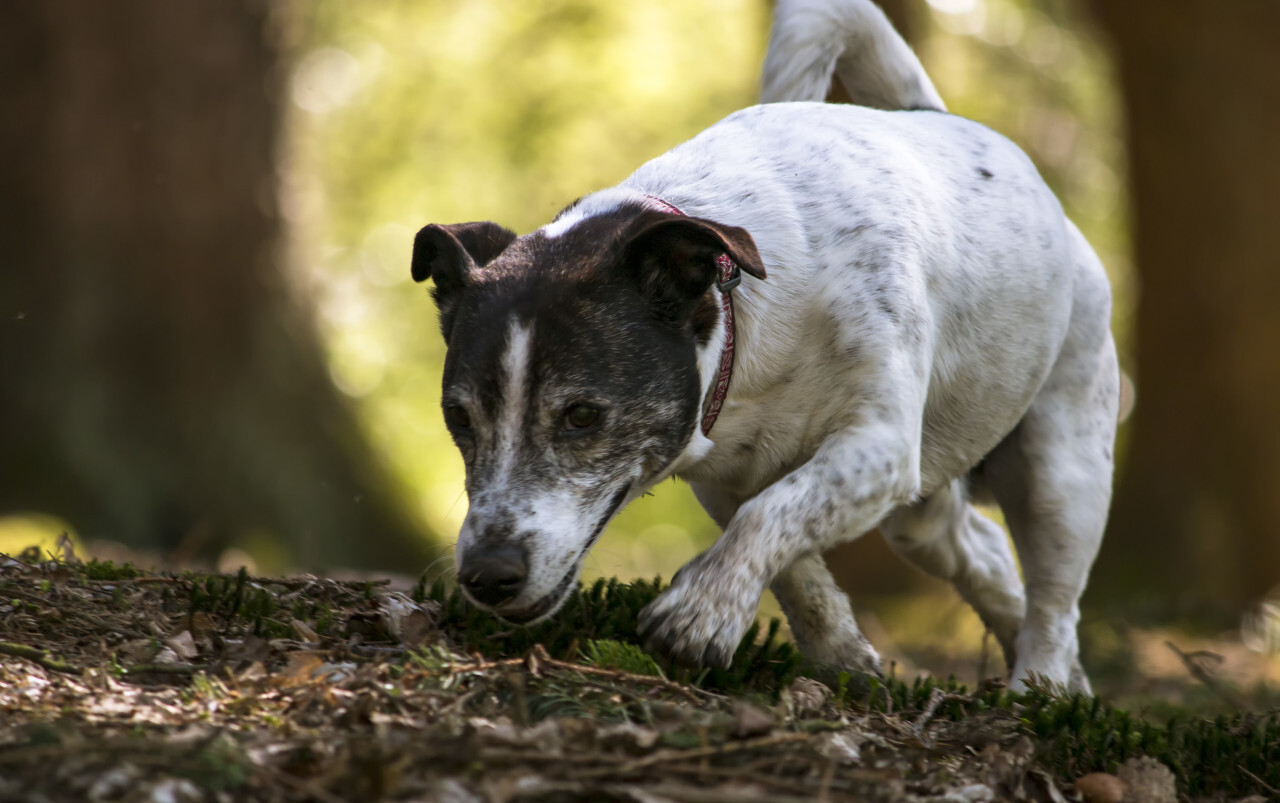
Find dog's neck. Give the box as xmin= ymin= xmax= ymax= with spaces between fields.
xmin=542 ymin=186 xmax=745 ymax=472
xmin=638 ymin=193 xmax=742 ymax=438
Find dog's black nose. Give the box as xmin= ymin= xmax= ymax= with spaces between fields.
xmin=460 ymin=543 xmax=528 ymax=607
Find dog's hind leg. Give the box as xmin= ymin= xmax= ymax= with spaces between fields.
xmin=984 ymin=231 xmax=1119 ymax=693
xmin=771 ymin=552 xmax=883 ymax=676
xmin=880 ymin=479 xmax=1025 ymax=673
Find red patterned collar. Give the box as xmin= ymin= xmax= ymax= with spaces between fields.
xmin=643 ymin=195 xmax=741 ymax=436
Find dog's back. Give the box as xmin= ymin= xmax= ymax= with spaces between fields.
xmin=617 ymin=101 xmax=1078 ymax=497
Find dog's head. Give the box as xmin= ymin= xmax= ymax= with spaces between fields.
xmin=412 ymin=203 xmax=763 ymax=623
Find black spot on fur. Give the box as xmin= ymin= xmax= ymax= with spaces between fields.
xmin=874 ymin=289 xmax=899 ymax=324
xmin=977 ymin=167 xmax=994 ymax=180
xmin=836 ymin=223 xmax=872 ymax=241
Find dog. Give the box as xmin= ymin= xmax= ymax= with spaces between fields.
xmin=411 ymin=0 xmax=1118 ymax=693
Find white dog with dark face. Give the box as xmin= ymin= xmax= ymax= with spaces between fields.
xmin=412 ymin=0 xmax=1118 ymax=692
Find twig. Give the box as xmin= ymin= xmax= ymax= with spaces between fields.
xmin=1238 ymin=764 xmax=1280 ymax=796
xmin=1164 ymin=640 xmax=1244 ymax=709
xmin=605 ymin=780 xmax=822 ymax=803
xmin=0 ymin=641 xmax=77 ymax=673
xmin=0 ymin=552 xmax=38 ymax=570
xmin=529 ymin=781 xmax=829 ymax=803
xmin=0 ymin=743 xmax=76 ymax=764
xmin=268 ymin=767 xmax=351 ymax=803
xmin=819 ymin=759 xmax=836 ymax=801
xmin=479 ymin=749 xmax=622 ymax=766
xmin=658 ymin=763 xmax=857 ymax=798
xmin=6 ymin=587 xmax=144 ymax=638
xmin=78 ymin=574 xmax=391 ymax=591
xmin=544 ymin=656 xmax=702 ymax=704
xmin=442 ymin=645 xmax=705 ymax=704
xmin=0 ymin=641 xmax=215 ymax=679
xmin=913 ymin=687 xmax=971 ymax=742
xmin=124 ymin=663 xmax=210 ymax=676
xmin=612 ymin=732 xmax=811 ymax=773
xmin=348 ymin=644 xmax=407 ymax=657
xmin=81 ymin=576 xmax=184 ymax=585
xmin=446 ymin=656 xmax=524 ymax=673
xmin=556 ymin=733 xmax=813 ymax=778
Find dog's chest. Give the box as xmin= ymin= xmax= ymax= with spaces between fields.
xmin=678 ymin=347 xmax=849 ymax=498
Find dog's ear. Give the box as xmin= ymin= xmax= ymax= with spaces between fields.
xmin=621 ymin=214 xmax=766 ymax=324
xmin=411 ymin=221 xmax=517 ymax=292
xmin=412 ymin=222 xmax=516 ymax=333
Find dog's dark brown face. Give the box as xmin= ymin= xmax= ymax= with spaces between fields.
xmin=412 ymin=203 xmax=763 ymax=623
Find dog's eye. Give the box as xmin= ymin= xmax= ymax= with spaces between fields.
xmin=445 ymin=404 xmax=472 ymax=431
xmin=563 ymin=403 xmax=600 ymax=431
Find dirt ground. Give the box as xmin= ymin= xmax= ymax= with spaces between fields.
xmin=0 ymin=547 xmax=1271 ymax=802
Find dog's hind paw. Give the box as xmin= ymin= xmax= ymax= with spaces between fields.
xmin=637 ymin=561 xmax=763 ymax=669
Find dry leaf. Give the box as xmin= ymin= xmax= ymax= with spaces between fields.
xmin=814 ymin=730 xmax=863 ymax=764
xmin=277 ymin=652 xmax=325 ymax=687
xmin=236 ymin=661 xmax=267 ymax=683
xmin=165 ymin=631 xmax=199 ymax=660
xmin=788 ymin=676 xmax=831 ymax=716
xmin=1116 ymin=757 xmax=1176 ymax=803
xmin=731 ymin=701 xmax=774 ymax=738
xmin=377 ymin=592 xmax=439 ymax=647
xmin=291 ymin=619 xmax=319 ymax=643
xmin=1074 ymin=772 xmax=1127 ymax=803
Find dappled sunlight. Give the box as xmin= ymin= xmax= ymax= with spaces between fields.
xmin=0 ymin=515 xmax=79 ymax=562
xmin=6 ymin=2 xmax=1279 ymax=796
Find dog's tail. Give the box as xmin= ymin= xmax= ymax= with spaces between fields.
xmin=760 ymin=0 xmax=945 ymax=112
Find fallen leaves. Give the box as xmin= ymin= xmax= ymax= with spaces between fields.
xmin=0 ymin=556 xmax=1206 ymax=802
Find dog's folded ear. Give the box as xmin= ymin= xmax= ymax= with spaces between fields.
xmin=621 ymin=214 xmax=766 ymax=324
xmin=412 ymin=222 xmax=517 ymax=334
xmin=411 ymin=221 xmax=517 ymax=290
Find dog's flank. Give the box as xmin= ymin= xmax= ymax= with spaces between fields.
xmin=413 ymin=2 xmax=1118 ymax=694
xmin=761 ymin=0 xmax=945 ymax=111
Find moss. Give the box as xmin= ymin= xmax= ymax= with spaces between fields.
xmin=582 ymin=639 xmax=663 ymax=677
xmin=428 ymin=573 xmax=1279 ymax=797
xmin=426 ymin=576 xmax=804 ymax=695
xmin=76 ymin=558 xmax=141 ymax=581
xmin=856 ymin=670 xmax=1280 ymax=797
xmin=33 ymin=557 xmax=1277 ymax=797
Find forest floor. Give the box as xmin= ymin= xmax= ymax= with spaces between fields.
xmin=1 ymin=546 xmax=1277 ymax=803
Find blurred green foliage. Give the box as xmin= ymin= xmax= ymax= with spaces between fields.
xmin=284 ymin=0 xmax=1128 ymax=586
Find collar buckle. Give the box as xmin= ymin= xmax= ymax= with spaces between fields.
xmin=715 ymin=257 xmax=741 ymax=293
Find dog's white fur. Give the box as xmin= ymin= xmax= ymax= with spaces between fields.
xmin=453 ymin=0 xmax=1118 ymax=692
xmin=760 ymin=0 xmax=945 ymax=111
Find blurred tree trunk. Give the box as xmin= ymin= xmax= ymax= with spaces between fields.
xmin=0 ymin=0 xmax=431 ymax=571
xmin=1089 ymin=1 xmax=1280 ymax=616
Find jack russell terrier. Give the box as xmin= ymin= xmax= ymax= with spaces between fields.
xmin=411 ymin=0 xmax=1118 ymax=693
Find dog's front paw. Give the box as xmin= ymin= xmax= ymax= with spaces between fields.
xmin=637 ymin=562 xmax=762 ymax=669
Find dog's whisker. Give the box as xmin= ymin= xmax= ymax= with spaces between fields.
xmin=445 ymin=490 xmax=466 ymax=516
xmin=420 ymin=554 xmax=456 ymax=578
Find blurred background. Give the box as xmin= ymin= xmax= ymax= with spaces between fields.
xmin=3 ymin=0 xmax=1279 ymax=707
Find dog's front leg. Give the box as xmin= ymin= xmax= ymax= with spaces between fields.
xmin=639 ymin=426 xmax=920 ymax=668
